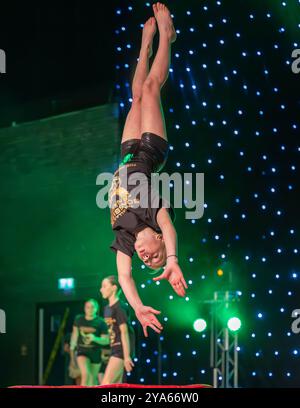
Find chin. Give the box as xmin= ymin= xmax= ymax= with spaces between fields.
xmin=149 ymin=262 xmax=164 ymax=270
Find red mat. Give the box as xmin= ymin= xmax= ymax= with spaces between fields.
xmin=10 ymin=383 xmax=211 ymax=388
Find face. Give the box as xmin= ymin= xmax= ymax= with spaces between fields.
xmin=134 ymin=231 xmax=166 ymax=269
xmin=84 ymin=301 xmax=98 ymax=318
xmin=100 ymin=278 xmax=115 ymax=300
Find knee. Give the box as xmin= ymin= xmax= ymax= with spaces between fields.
xmin=142 ymin=77 xmax=160 ymax=98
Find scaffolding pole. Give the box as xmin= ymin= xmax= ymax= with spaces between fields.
xmin=210 ymin=290 xmax=239 ymax=388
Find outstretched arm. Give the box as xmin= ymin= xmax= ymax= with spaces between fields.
xmin=156 ymin=208 xmax=188 ymax=297
xmin=84 ymin=333 xmax=110 ymax=346
xmin=157 ymin=207 xmax=178 ymax=259
xmin=116 ymin=250 xmax=143 ymax=310
xmin=116 ymin=250 xmax=163 ymax=336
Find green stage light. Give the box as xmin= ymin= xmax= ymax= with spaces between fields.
xmin=193 ymin=318 xmax=207 ymax=333
xmin=227 ymin=317 xmax=242 ymax=332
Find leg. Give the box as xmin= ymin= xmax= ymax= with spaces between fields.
xmin=90 ymin=363 xmax=101 ymax=386
xmin=98 ymin=372 xmax=104 ymax=385
xmin=115 ymin=369 xmax=124 ymax=384
xmin=77 ymin=355 xmax=92 ymax=386
xmin=121 ymin=18 xmax=157 ymax=143
xmin=141 ymin=3 xmax=176 ymax=141
xmin=100 ymin=356 xmax=124 ymax=385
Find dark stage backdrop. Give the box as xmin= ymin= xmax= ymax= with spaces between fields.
xmin=113 ymin=0 xmax=300 ymax=387
xmin=0 ymin=103 xmax=121 ymax=386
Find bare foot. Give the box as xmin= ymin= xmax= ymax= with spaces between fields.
xmin=153 ymin=2 xmax=176 ymax=43
xmin=141 ymin=17 xmax=157 ymax=58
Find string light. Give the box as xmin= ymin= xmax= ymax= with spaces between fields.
xmin=115 ymin=1 xmax=298 ymax=387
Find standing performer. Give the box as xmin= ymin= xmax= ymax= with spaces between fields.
xmin=70 ymin=299 xmax=109 ymax=385
xmin=109 ymin=3 xmax=188 ymax=337
xmin=100 ymin=275 xmax=135 ymax=385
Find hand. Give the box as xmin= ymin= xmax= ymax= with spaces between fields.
xmin=124 ymin=357 xmax=135 ymax=372
xmin=84 ymin=333 xmax=96 ymax=344
xmin=135 ymin=305 xmax=163 ymax=337
xmin=69 ymin=358 xmax=77 ymax=371
xmin=63 ymin=343 xmax=70 ymax=354
xmin=153 ymin=261 xmax=188 ymax=297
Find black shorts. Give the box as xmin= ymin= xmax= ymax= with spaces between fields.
xmin=121 ymin=132 xmax=169 ymax=173
xmin=111 ymin=345 xmax=124 ymax=360
xmin=77 ymin=347 xmax=101 ymax=364
xmin=110 ymin=335 xmax=135 ymax=361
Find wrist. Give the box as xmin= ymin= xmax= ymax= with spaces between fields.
xmin=133 ymin=301 xmax=143 ymax=311
xmin=166 ymin=254 xmax=178 ymax=264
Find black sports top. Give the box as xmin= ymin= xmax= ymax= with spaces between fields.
xmin=109 ymin=132 xmax=175 ymax=257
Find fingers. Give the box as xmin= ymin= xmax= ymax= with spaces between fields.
xmin=142 ymin=322 xmax=161 ymax=336
xmin=148 ymin=307 xmax=161 ymax=315
xmin=125 ymin=361 xmax=134 ymax=372
xmin=179 ymin=281 xmax=186 ymax=296
xmin=172 ymin=281 xmax=186 ymax=297
xmin=148 ymin=322 xmax=162 ymax=334
xmin=153 ymin=270 xmax=188 ymax=295
xmin=142 ymin=317 xmax=163 ymax=337
xmin=152 ymin=272 xmax=167 ymax=281
xmin=146 ymin=312 xmax=163 ymax=331
xmin=143 ymin=326 xmax=148 ymax=337
xmin=151 ymin=317 xmax=163 ymax=331
xmin=148 ymin=310 xmax=163 ymax=329
xmin=181 ymin=277 xmax=188 ymax=289
xmin=142 ymin=307 xmax=163 ymax=332
xmin=174 ymin=286 xmax=185 ymax=297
